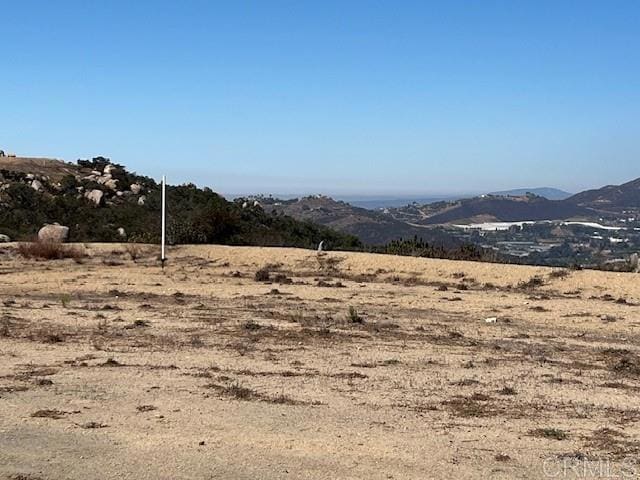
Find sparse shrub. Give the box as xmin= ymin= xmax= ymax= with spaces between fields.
xmin=125 ymin=243 xmax=144 ymax=261
xmin=530 ymin=428 xmax=568 ymax=440
xmin=17 ymin=241 xmax=85 ymax=261
xmin=40 ymin=332 xmax=65 ymax=343
xmin=254 ymin=267 xmax=271 ymax=282
xmin=549 ymin=269 xmax=570 ymax=279
xmin=0 ymin=317 xmax=11 ymax=337
xmin=347 ymin=306 xmax=364 ymax=324
xmin=243 ymin=319 xmax=261 ymax=331
xmin=518 ymin=275 xmax=545 ymax=290
xmin=102 ymin=257 xmax=124 ymax=266
xmin=136 ymin=405 xmax=157 ymax=412
xmin=273 ymin=273 xmax=292 ymax=284
xmin=210 ymin=381 xmax=256 ymax=401
xmin=498 ymin=386 xmax=517 ymax=395
xmin=60 ymin=293 xmax=71 ymax=308
xmin=31 ymin=409 xmax=66 ymax=419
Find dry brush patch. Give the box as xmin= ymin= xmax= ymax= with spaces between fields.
xmin=17 ymin=241 xmax=86 ymax=261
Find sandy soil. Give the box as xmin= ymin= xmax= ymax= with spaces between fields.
xmin=1 ymin=244 xmax=640 ymax=479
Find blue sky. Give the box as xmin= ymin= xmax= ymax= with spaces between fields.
xmin=1 ymin=1 xmax=639 ymax=195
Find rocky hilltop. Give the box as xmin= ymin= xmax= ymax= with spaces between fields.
xmin=0 ymin=155 xmax=151 ymax=208
xmin=0 ymin=156 xmax=360 ymax=249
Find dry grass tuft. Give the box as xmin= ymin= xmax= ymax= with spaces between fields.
xmin=529 ymin=428 xmax=568 ymax=440
xmin=518 ymin=275 xmax=545 ymax=290
xmin=125 ymin=243 xmax=144 ymax=261
xmin=30 ymin=409 xmax=67 ymax=419
xmin=206 ymin=381 xmax=306 ymax=405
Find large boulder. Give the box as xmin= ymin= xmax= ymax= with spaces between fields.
xmin=84 ymin=189 xmax=104 ymax=205
xmin=30 ymin=179 xmax=43 ymax=191
xmin=104 ymin=178 xmax=118 ymax=190
xmin=137 ymin=195 xmax=146 ymax=206
xmin=130 ymin=183 xmax=142 ymax=195
xmin=97 ymin=174 xmax=112 ymax=185
xmin=38 ymin=224 xmax=69 ymax=243
xmin=0 ymin=234 xmax=10 ymax=243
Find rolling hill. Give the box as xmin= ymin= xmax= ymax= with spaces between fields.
xmin=259 ymin=195 xmax=460 ymax=245
xmin=566 ymin=177 xmax=640 ymax=210
xmin=386 ymin=194 xmax=591 ymax=225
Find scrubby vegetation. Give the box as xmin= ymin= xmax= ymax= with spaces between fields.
xmin=17 ymin=241 xmax=86 ymax=261
xmin=0 ymin=157 xmax=361 ymax=250
xmin=375 ymin=236 xmax=496 ymax=262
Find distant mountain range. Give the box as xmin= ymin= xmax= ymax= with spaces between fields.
xmin=260 ymin=177 xmax=640 ymax=243
xmin=336 ymin=188 xmax=570 ymax=210
xmin=334 ymin=195 xmax=467 ymax=210
xmin=488 ymin=187 xmax=573 ymax=201
xmin=385 ymin=179 xmax=639 ymax=227
xmin=242 ymin=188 xmax=569 ymax=211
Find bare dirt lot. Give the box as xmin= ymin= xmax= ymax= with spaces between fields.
xmin=1 ymin=244 xmax=640 ymax=479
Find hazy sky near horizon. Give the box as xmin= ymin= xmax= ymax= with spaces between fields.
xmin=1 ymin=1 xmax=639 ymax=195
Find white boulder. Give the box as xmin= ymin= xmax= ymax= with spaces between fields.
xmin=97 ymin=174 xmax=112 ymax=185
xmin=130 ymin=183 xmax=142 ymax=195
xmin=84 ymin=189 xmax=104 ymax=205
xmin=137 ymin=195 xmax=146 ymax=206
xmin=38 ymin=224 xmax=69 ymax=243
xmin=30 ymin=179 xmax=43 ymax=191
xmin=0 ymin=234 xmax=11 ymax=243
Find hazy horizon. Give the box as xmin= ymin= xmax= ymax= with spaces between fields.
xmin=2 ymin=1 xmax=639 ymax=194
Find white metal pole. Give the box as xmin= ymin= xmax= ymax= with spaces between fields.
xmin=161 ymin=175 xmax=166 ymax=266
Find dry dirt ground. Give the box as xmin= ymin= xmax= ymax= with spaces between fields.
xmin=1 ymin=244 xmax=640 ymax=480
